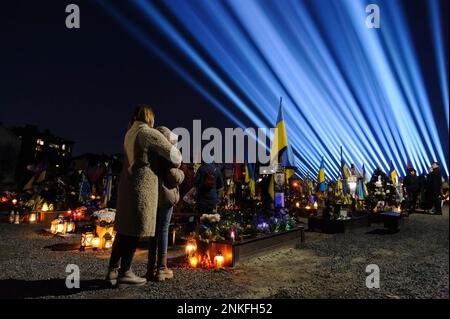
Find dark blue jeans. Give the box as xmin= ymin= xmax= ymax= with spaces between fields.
xmin=149 ymin=207 xmax=173 ymax=263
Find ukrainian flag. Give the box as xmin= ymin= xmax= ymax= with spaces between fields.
xmin=317 ymin=157 xmax=326 ymax=192
xmin=245 ymin=162 xmax=256 ymax=198
xmin=268 ymin=98 xmax=296 ymax=199
xmin=357 ymin=179 xmax=366 ymax=200
xmin=337 ymin=177 xmax=343 ymax=196
xmin=389 ymin=160 xmax=398 ymax=184
xmin=340 ymin=146 xmax=350 ymax=178
xmin=362 ymin=164 xmax=369 ymax=196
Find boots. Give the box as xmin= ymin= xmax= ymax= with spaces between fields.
xmin=105 ymin=267 xmax=120 ymax=287
xmin=116 ymin=269 xmax=147 ymax=288
xmin=145 ymin=253 xmax=157 ymax=281
xmin=156 ymin=255 xmax=173 ymax=282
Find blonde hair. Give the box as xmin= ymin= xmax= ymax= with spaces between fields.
xmin=131 ymin=105 xmax=155 ymax=127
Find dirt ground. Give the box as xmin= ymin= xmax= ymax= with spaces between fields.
xmin=0 ymin=206 xmax=448 ymax=299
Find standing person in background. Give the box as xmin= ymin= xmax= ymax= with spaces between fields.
xmin=179 ymin=163 xmax=195 ymax=202
xmin=106 ymin=105 xmax=182 ymax=288
xmin=193 ymin=161 xmax=224 ymax=214
xmin=428 ymin=162 xmax=443 ymax=215
xmin=403 ymin=168 xmax=421 ymax=215
xmin=146 ymin=126 xmax=184 ymax=282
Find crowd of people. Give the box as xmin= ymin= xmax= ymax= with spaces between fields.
xmin=403 ymin=162 xmax=443 ymax=215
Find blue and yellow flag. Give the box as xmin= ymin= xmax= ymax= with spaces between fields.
xmin=245 ymin=162 xmax=256 ymax=198
xmin=337 ymin=177 xmax=343 ymax=196
xmin=357 ymin=179 xmax=366 ymax=200
xmin=268 ymin=98 xmax=296 ymax=199
xmin=389 ymin=160 xmax=398 ymax=184
xmin=362 ymin=164 xmax=369 ymax=196
xmin=340 ymin=146 xmax=350 ymax=178
xmin=317 ymin=157 xmax=326 ymax=192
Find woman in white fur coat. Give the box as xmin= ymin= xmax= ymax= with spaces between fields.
xmin=106 ymin=105 xmax=182 ymax=288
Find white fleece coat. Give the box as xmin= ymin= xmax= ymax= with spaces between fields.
xmin=114 ymin=122 xmax=182 ymax=237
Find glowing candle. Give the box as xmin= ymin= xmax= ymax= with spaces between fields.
xmin=185 ymin=243 xmax=197 ymax=256
xmin=189 ymin=256 xmax=198 ymax=268
xmin=92 ymin=237 xmax=101 ymax=249
xmin=214 ymin=254 xmax=225 ymax=270
xmin=28 ymin=212 xmax=37 ymax=223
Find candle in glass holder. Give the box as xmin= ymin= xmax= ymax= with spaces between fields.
xmin=92 ymin=237 xmax=101 ymax=249
xmin=185 ymin=242 xmax=197 ymax=256
xmin=189 ymin=256 xmax=198 ymax=268
xmin=214 ymin=254 xmax=225 ymax=270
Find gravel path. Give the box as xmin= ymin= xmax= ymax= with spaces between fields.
xmin=0 ymin=206 xmax=448 ymax=299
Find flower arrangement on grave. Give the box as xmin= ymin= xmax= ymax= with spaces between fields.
xmin=366 ymin=168 xmax=397 ymax=212
xmin=193 ymin=214 xmax=224 ymax=245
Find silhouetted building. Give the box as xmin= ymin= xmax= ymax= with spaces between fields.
xmin=0 ymin=125 xmax=22 ymax=191
xmin=9 ymin=125 xmax=74 ymax=185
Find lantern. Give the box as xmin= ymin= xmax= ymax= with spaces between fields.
xmin=57 ymin=222 xmax=66 ymax=234
xmin=96 ymin=225 xmax=114 ymax=240
xmin=50 ymin=218 xmax=66 ymax=234
xmin=214 ymin=253 xmax=225 ymax=270
xmin=27 ymin=212 xmax=38 ymax=224
xmin=92 ymin=237 xmax=101 ymax=249
xmin=66 ymin=220 xmax=76 ymax=233
xmin=295 ymin=202 xmax=300 ymax=208
xmin=81 ymin=231 xmax=94 ymax=248
xmin=189 ymin=256 xmax=199 ymax=268
xmin=313 ymin=202 xmax=318 ymax=209
xmin=50 ymin=219 xmax=57 ymax=233
xmin=14 ymin=212 xmax=20 ymax=224
xmin=12 ymin=198 xmax=18 ymax=206
xmin=102 ymin=232 xmax=113 ymax=249
xmin=9 ymin=211 xmax=15 ymax=224
xmin=42 ymin=202 xmax=49 ymax=212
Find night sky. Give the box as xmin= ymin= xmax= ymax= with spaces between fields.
xmin=1 ymin=0 xmax=448 ymax=159
xmin=0 ymin=0 xmax=238 ymax=156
